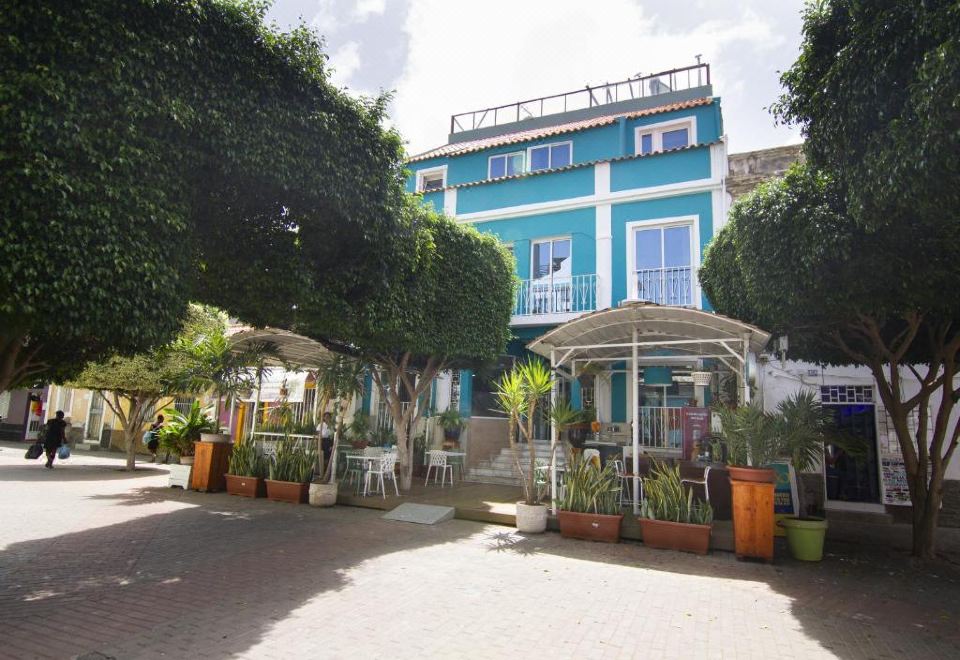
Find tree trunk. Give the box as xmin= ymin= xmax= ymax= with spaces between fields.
xmin=911 ymin=470 xmax=943 ymax=559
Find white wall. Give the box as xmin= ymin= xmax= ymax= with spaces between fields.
xmin=759 ymin=359 xmax=960 ymax=481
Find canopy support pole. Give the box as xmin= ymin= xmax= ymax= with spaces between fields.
xmin=550 ymin=349 xmax=558 ymax=515
xmin=631 ymin=326 xmax=640 ymax=516
xmin=741 ymin=333 xmax=751 ymax=405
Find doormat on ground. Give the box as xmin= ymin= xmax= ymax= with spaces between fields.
xmin=382 ymin=503 xmax=455 ymax=525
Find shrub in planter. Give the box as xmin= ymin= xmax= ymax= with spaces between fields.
xmin=158 ymin=401 xmax=216 ymax=464
xmin=557 ymin=455 xmax=623 ymax=543
xmin=225 ymin=439 xmax=267 ymax=498
xmin=639 ymin=461 xmax=713 ymax=554
xmin=708 ymin=392 xmax=858 ymax=561
xmin=437 ymin=408 xmax=465 ymax=446
xmin=265 ymin=435 xmax=316 ymax=504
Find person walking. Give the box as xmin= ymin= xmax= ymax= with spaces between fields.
xmin=43 ymin=410 xmax=68 ymax=469
xmin=317 ymin=412 xmax=334 ymax=474
xmin=146 ymin=414 xmax=164 ymax=463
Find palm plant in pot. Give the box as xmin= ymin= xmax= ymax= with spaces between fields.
xmin=557 ymin=454 xmax=623 ymax=542
xmin=225 ymin=437 xmax=268 ymax=497
xmin=158 ymin=401 xmax=216 ymax=465
xmin=495 ymin=359 xmax=552 ymax=533
xmin=265 ymin=434 xmax=317 ymax=503
xmin=710 ymin=391 xmax=847 ymax=561
xmin=639 ymin=461 xmax=714 ymax=554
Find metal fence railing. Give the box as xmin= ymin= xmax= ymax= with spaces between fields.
xmin=635 ymin=267 xmax=693 ymax=306
xmin=451 ymin=64 xmax=710 ymax=134
xmin=514 ymin=274 xmax=598 ymax=316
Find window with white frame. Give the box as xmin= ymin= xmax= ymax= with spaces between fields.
xmin=416 ymin=166 xmax=446 ymax=193
xmin=632 ymin=223 xmax=694 ymax=305
xmin=56 ymin=387 xmax=73 ymax=415
xmin=488 ymin=151 xmax=525 ymax=179
xmin=635 ymin=118 xmax=696 ymax=156
xmin=528 ymin=141 xmax=572 ymax=172
xmin=531 ymin=237 xmax=572 ymax=313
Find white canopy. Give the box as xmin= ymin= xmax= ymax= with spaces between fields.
xmin=227 ymin=326 xmax=331 ymax=368
xmin=526 ymin=301 xmax=770 ymax=366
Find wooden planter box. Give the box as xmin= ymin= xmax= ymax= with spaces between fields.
xmin=639 ymin=518 xmax=712 ymax=555
xmin=730 ymin=467 xmax=776 ymax=561
xmin=557 ymin=510 xmax=623 ymax=543
xmin=265 ymin=479 xmax=309 ymax=504
xmin=224 ymin=474 xmax=265 ymax=498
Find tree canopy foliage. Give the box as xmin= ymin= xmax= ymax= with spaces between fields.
xmin=773 ymin=0 xmax=960 ymax=235
xmin=70 ymin=304 xmax=225 ymax=469
xmin=300 ymin=198 xmax=515 ymax=489
xmin=703 ymin=0 xmax=960 ymax=559
xmin=0 ymin=0 xmax=409 ymax=392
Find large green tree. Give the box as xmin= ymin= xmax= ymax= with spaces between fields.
xmin=69 ymin=305 xmax=224 ymax=470
xmin=701 ymin=164 xmax=960 ymax=559
xmin=302 ymin=199 xmax=515 ymax=490
xmin=0 ymin=0 xmax=409 ymax=393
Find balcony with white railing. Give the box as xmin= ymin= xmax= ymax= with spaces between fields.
xmin=634 ymin=266 xmax=695 ymax=307
xmin=512 ymin=274 xmax=598 ymax=325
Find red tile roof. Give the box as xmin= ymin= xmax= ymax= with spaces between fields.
xmin=408 ymin=97 xmax=714 ymax=163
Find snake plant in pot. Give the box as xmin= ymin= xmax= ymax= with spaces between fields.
xmin=265 ymin=434 xmax=316 ymax=504
xmin=639 ymin=461 xmax=714 ymax=554
xmin=225 ymin=438 xmax=267 ymax=498
xmin=557 ymin=455 xmax=623 ymax=543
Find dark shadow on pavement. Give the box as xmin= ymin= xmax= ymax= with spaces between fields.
xmin=0 ymin=487 xmax=476 ymax=659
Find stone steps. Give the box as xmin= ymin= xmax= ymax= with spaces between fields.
xmin=466 ymin=441 xmax=565 ymax=486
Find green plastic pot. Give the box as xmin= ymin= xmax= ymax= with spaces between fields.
xmin=779 ymin=517 xmax=828 ymax=561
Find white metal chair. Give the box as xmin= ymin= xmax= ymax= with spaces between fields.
xmin=364 ymin=453 xmax=400 ymax=498
xmin=680 ymin=465 xmax=711 ymax=503
xmin=424 ymin=450 xmax=454 ymax=487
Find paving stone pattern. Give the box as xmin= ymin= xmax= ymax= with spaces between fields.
xmin=1 ymin=444 xmax=960 ymax=659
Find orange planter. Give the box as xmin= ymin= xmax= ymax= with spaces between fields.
xmin=639 ymin=518 xmax=712 ymax=555
xmin=730 ymin=467 xmax=776 ymax=561
xmin=558 ymin=511 xmax=623 ymax=543
xmin=265 ymin=479 xmax=309 ymax=504
xmin=225 ymin=474 xmax=265 ymax=498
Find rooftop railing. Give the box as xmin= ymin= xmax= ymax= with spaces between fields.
xmin=451 ymin=64 xmax=710 ymax=135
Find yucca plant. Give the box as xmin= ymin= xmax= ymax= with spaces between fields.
xmin=228 ymin=439 xmax=266 ymax=478
xmin=269 ymin=434 xmax=317 ymax=484
xmin=558 ymin=455 xmax=621 ymax=515
xmin=640 ymin=461 xmax=713 ymax=526
xmin=495 ymin=359 xmax=553 ymax=505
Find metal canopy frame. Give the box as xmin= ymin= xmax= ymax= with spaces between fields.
xmin=526 ymin=302 xmax=771 ymax=515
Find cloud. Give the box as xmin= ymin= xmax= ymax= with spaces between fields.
xmin=328 ymin=41 xmax=362 ymax=88
xmin=392 ymin=0 xmax=799 ymax=155
xmin=352 ymin=0 xmax=386 ymax=21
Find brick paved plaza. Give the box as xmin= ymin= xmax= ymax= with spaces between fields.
xmin=2 ymin=444 xmax=959 ymax=659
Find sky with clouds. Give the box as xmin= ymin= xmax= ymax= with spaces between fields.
xmin=266 ymin=0 xmax=805 ymax=157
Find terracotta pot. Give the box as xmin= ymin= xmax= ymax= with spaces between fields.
xmin=557 ymin=510 xmax=623 ymax=543
xmin=515 ymin=502 xmax=548 ymax=533
xmin=224 ymin=474 xmax=264 ymax=498
xmin=639 ymin=518 xmax=712 ymax=555
xmin=727 ymin=466 xmax=776 ymax=483
xmin=351 ymin=440 xmax=368 ymax=449
xmin=265 ymin=479 xmax=309 ymax=504
xmin=308 ymin=482 xmax=338 ymax=507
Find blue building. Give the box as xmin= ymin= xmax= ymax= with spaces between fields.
xmin=404 ymin=65 xmax=764 ymax=463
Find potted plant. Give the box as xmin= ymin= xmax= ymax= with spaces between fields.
xmin=639 ymin=461 xmax=714 ymax=554
xmin=265 ymin=434 xmax=316 ymax=503
xmin=158 ymin=401 xmax=216 ymax=466
xmin=709 ymin=391 xmax=850 ymax=561
xmin=348 ymin=412 xmax=371 ymax=449
xmin=495 ymin=359 xmax=553 ymax=533
xmin=437 ymin=408 xmax=465 ymax=448
xmin=774 ymin=392 xmax=856 ymax=561
xmin=557 ymin=454 xmax=623 ymax=542
xmin=309 ymin=354 xmax=366 ymax=507
xmin=224 ymin=438 xmax=267 ymax=497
